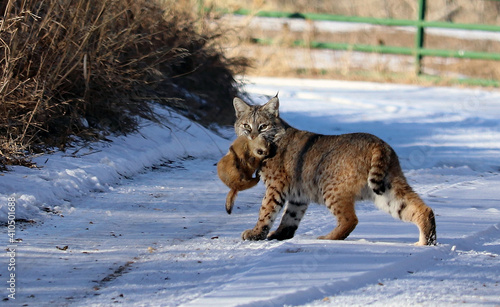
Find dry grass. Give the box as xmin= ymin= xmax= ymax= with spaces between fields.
xmin=0 ymin=0 xmax=248 ymax=168
xmin=205 ymin=0 xmax=500 ymax=84
xmin=204 ymin=0 xmax=500 ymax=24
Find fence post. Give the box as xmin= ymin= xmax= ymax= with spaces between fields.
xmin=415 ymin=0 xmax=426 ymax=75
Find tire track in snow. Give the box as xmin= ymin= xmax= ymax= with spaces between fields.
xmin=70 ymin=158 xmax=280 ymax=305
xmin=172 ymin=164 xmax=500 ymax=306
xmin=233 ymin=224 xmax=500 ymax=307
xmin=420 ymin=173 xmax=499 ymax=198
xmin=22 ymin=158 xmax=498 ymax=306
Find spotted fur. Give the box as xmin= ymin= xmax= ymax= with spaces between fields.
xmin=233 ymin=96 xmax=437 ymax=245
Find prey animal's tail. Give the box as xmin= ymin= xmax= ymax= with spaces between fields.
xmin=224 ymin=176 xmax=260 ymax=214
xmin=225 ymin=189 xmax=238 ymax=214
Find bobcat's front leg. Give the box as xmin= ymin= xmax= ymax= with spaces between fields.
xmin=242 ymin=185 xmax=285 ymax=240
xmin=268 ymin=201 xmax=309 ymax=240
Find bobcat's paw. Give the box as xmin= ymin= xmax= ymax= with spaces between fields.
xmin=241 ymin=228 xmax=267 ymax=241
xmin=415 ymin=239 xmax=437 ymax=246
xmin=267 ymin=226 xmax=297 ymax=241
xmin=317 ymin=234 xmax=341 ymax=240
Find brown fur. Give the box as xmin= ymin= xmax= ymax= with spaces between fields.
xmin=233 ymin=96 xmax=436 ymax=245
xmin=217 ymin=135 xmax=270 ymax=214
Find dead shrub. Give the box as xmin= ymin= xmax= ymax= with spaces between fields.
xmin=0 ymin=0 xmax=248 ymax=168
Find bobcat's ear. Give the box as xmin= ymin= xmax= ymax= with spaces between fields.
xmin=233 ymin=97 xmax=251 ymax=118
xmin=262 ymin=96 xmax=279 ymax=117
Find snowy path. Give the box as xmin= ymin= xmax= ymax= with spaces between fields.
xmin=14 ymin=159 xmax=500 ymax=306
xmin=2 ymin=77 xmax=500 ymax=306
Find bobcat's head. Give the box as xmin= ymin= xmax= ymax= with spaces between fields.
xmin=233 ymin=96 xmax=287 ymax=143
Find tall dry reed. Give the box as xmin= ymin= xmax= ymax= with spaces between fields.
xmin=0 ymin=0 xmax=247 ymax=168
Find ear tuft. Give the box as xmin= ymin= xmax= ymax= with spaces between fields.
xmin=233 ymin=97 xmax=251 ymax=118
xmin=262 ymin=96 xmax=279 ymax=117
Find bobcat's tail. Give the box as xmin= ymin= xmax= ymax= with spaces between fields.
xmin=225 ymin=189 xmax=238 ymax=214
xmin=368 ymin=143 xmax=392 ymax=195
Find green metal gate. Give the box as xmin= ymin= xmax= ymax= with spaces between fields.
xmin=205 ymin=0 xmax=500 ymax=86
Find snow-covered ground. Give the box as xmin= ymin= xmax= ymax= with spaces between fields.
xmin=1 ymin=77 xmax=500 ymax=306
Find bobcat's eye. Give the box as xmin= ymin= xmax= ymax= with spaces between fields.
xmin=242 ymin=123 xmax=251 ymax=131
xmin=258 ymin=124 xmax=269 ymax=131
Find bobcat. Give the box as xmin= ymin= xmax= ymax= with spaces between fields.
xmin=233 ymin=95 xmax=437 ymax=245
xmin=218 ymin=135 xmax=270 ymax=214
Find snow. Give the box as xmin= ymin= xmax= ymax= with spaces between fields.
xmin=1 ymin=77 xmax=500 ymax=306
xmin=0 ymin=109 xmax=227 ymax=223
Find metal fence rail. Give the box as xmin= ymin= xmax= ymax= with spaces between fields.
xmin=216 ymin=0 xmax=500 ymax=86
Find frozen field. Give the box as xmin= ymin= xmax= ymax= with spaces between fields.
xmin=1 ymin=77 xmax=500 ymax=306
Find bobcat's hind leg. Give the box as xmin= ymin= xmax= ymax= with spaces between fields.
xmin=268 ymin=201 xmax=308 ymax=240
xmin=375 ymin=178 xmax=437 ymax=246
xmin=318 ymin=195 xmax=358 ymax=240
xmin=397 ymin=189 xmax=436 ymax=246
